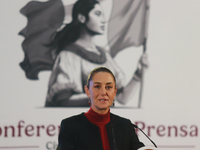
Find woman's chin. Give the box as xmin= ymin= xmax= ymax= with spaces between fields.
xmin=97 ymin=103 xmax=111 ymax=109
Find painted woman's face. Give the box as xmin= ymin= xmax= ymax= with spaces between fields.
xmin=86 ymin=4 xmax=105 ymax=34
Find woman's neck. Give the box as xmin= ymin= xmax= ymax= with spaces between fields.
xmin=75 ymin=37 xmax=94 ymax=49
xmin=75 ymin=27 xmax=96 ymax=49
xmin=85 ymin=107 xmax=110 ymax=124
xmin=75 ymin=36 xmax=100 ymax=55
xmin=92 ymin=106 xmax=110 ymax=115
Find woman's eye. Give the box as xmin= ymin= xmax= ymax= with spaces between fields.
xmin=95 ymin=86 xmax=100 ymax=89
xmin=95 ymin=11 xmax=101 ymax=16
xmin=106 ymin=86 xmax=112 ymax=90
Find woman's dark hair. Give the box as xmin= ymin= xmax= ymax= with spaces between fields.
xmin=51 ymin=0 xmax=99 ymax=54
xmin=86 ymin=67 xmax=116 ymax=88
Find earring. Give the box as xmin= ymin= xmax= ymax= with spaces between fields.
xmin=88 ymin=100 xmax=91 ymax=106
xmin=112 ymin=100 xmax=115 ymax=106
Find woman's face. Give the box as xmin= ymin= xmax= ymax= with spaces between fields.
xmin=85 ymin=72 xmax=117 ymax=114
xmin=85 ymin=4 xmax=105 ymax=34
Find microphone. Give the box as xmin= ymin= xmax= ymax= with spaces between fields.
xmin=111 ymin=128 xmax=118 ymax=150
xmin=133 ymin=124 xmax=157 ymax=148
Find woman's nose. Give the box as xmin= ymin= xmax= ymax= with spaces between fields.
xmin=100 ymin=87 xmax=106 ymax=95
xmin=101 ymin=15 xmax=106 ymax=24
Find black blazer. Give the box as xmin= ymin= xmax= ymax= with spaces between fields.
xmin=57 ymin=113 xmax=144 ymax=150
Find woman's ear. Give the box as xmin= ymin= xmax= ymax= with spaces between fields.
xmin=78 ymin=13 xmax=86 ymax=23
xmin=114 ymin=86 xmax=117 ymax=97
xmin=84 ymin=85 xmax=90 ymax=97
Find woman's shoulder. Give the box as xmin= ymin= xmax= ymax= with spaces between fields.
xmin=111 ymin=113 xmax=130 ymax=121
xmin=110 ymin=113 xmax=132 ymax=125
xmin=60 ymin=113 xmax=86 ymax=127
xmin=59 ymin=113 xmax=88 ymax=132
xmin=56 ymin=50 xmax=82 ymax=64
xmin=61 ymin=113 xmax=85 ymax=123
xmin=59 ymin=50 xmax=80 ymax=58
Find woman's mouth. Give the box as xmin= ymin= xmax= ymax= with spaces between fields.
xmin=100 ymin=26 xmax=105 ymax=31
xmin=99 ymin=99 xmax=107 ymax=102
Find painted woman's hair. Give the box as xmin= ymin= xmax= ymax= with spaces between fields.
xmin=51 ymin=0 xmax=99 ymax=54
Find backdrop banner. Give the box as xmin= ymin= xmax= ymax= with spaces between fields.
xmin=0 ymin=0 xmax=200 ymax=150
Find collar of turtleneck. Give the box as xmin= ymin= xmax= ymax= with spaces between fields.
xmin=84 ymin=107 xmax=110 ymax=126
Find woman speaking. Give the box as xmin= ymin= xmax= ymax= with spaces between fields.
xmin=57 ymin=67 xmax=145 ymax=150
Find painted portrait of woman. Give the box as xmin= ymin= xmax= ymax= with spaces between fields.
xmin=19 ymin=0 xmax=149 ymax=107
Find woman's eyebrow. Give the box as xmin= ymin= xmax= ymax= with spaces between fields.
xmin=106 ymin=82 xmax=113 ymax=85
xmin=93 ymin=82 xmax=101 ymax=84
xmin=93 ymin=82 xmax=113 ymax=85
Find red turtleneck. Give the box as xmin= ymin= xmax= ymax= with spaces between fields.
xmin=84 ymin=108 xmax=111 ymax=150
